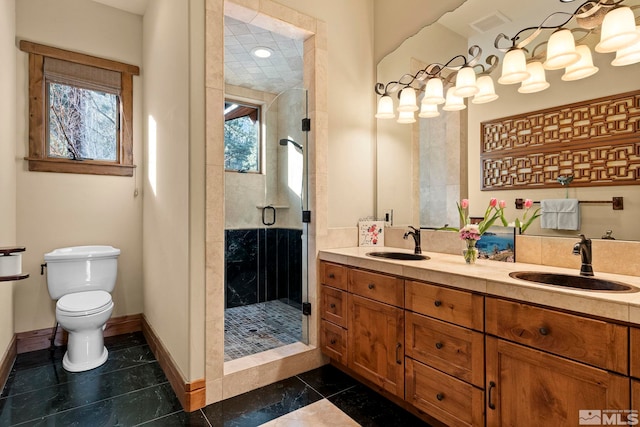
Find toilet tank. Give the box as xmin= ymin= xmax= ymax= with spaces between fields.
xmin=44 ymin=246 xmax=120 ymax=300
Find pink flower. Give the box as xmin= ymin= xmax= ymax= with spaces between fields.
xmin=489 ymin=198 xmax=497 ymax=208
xmin=460 ymin=199 xmax=469 ymax=209
xmin=499 ymin=200 xmax=506 ymax=209
xmin=524 ymin=199 xmax=533 ymax=209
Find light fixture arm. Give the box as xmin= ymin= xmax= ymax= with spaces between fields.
xmin=494 ymin=0 xmax=624 ymax=51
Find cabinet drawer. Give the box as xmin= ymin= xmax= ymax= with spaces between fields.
xmin=321 ymin=320 xmax=347 ymax=365
xmin=405 ymin=280 xmax=483 ymax=330
xmin=406 ymin=358 xmax=484 ymax=427
xmin=321 ymin=285 xmax=347 ymax=328
xmin=486 ymin=297 xmax=628 ymax=374
xmin=348 ymin=269 xmax=404 ymax=307
xmin=320 ymin=262 xmax=347 ymax=290
xmin=406 ymin=312 xmax=484 ymax=387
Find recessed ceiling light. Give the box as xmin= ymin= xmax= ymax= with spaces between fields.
xmin=251 ymin=47 xmax=273 ymax=59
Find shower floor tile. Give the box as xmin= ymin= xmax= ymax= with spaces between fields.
xmin=225 ymin=300 xmax=302 ymax=361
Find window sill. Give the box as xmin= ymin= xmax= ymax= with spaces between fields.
xmin=25 ymin=158 xmax=135 ymax=177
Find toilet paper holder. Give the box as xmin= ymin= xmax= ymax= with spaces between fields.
xmin=0 ymin=246 xmax=29 ymax=282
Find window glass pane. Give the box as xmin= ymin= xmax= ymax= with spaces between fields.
xmin=48 ymin=82 xmax=118 ymax=161
xmin=224 ymin=102 xmax=260 ymax=172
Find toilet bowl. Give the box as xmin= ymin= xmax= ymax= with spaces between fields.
xmin=44 ymin=246 xmax=120 ymax=372
xmin=56 ymin=290 xmax=114 ymax=372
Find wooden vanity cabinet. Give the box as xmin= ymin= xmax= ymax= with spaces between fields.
xmin=347 ymin=268 xmax=405 ymax=398
xmin=405 ymin=280 xmax=485 ymax=427
xmin=486 ymin=297 xmax=630 ymax=427
xmin=348 ymin=293 xmax=405 ymax=398
xmin=320 ymin=262 xmax=348 ymax=365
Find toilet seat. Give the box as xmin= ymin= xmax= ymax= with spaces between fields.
xmin=57 ymin=290 xmax=113 ymax=317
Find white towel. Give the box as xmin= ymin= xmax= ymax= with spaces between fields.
xmin=540 ymin=199 xmax=580 ymax=230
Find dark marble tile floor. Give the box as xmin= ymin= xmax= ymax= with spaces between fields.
xmin=1 ymin=333 xmax=431 ymax=426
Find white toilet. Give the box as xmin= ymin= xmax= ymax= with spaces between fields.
xmin=44 ymin=245 xmax=120 ymax=372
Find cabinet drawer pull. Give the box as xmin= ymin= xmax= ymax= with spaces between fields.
xmin=488 ymin=381 xmax=496 ymax=410
xmin=436 ymin=393 xmax=444 ymax=401
xmin=368 ymin=283 xmax=375 ymax=290
xmin=395 ymin=343 xmax=402 ymax=365
xmin=328 ymin=273 xmax=335 ymax=279
xmin=539 ymin=327 xmax=549 ymax=336
xmin=435 ymin=342 xmax=443 ymax=350
xmin=330 ymin=338 xmax=337 ymax=345
xmin=330 ymin=303 xmax=336 ymax=309
xmin=434 ymin=300 xmax=442 ymax=307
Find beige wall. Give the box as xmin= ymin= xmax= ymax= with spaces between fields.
xmin=142 ymin=0 xmax=206 ymax=382
xmin=373 ymin=0 xmax=467 ymax=64
xmin=14 ymin=0 xmax=143 ymax=333
xmin=276 ymin=0 xmax=377 ymax=228
xmin=0 ymin=0 xmax=16 ymax=361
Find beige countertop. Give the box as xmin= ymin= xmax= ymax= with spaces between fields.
xmin=318 ymin=246 xmax=640 ymax=325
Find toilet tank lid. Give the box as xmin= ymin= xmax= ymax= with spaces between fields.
xmin=44 ymin=245 xmax=121 ymax=261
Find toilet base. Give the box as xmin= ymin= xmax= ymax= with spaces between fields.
xmin=63 ymin=346 xmax=108 ymax=372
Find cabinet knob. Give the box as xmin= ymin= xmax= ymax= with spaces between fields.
xmin=539 ymin=327 xmax=549 ymax=336
xmin=436 ymin=393 xmax=444 ymax=401
xmin=368 ymin=283 xmax=375 ymax=290
xmin=435 ymin=342 xmax=443 ymax=350
xmin=330 ymin=303 xmax=336 ymax=309
xmin=434 ymin=300 xmax=442 ymax=307
xmin=330 ymin=338 xmax=337 ymax=345
xmin=328 ymin=273 xmax=335 ymax=279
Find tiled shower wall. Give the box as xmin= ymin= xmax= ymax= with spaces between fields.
xmin=225 ymin=228 xmax=302 ymax=308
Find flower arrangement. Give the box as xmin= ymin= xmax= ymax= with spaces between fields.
xmin=513 ymin=198 xmax=541 ymax=234
xmin=444 ymin=198 xmax=508 ymax=236
xmin=442 ymin=198 xmax=508 ymax=264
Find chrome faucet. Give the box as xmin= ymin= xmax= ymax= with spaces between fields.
xmin=404 ymin=226 xmax=422 ymax=255
xmin=572 ymin=234 xmax=594 ymax=276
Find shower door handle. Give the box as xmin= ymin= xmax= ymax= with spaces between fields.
xmin=262 ymin=206 xmax=276 ymax=226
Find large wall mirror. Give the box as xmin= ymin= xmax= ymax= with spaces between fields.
xmin=376 ymin=0 xmax=640 ymax=241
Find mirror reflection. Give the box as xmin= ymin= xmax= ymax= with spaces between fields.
xmin=376 ymin=0 xmax=640 ymax=240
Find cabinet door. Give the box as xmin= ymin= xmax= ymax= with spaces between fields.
xmin=486 ymin=337 xmax=630 ymax=427
xmin=348 ymin=294 xmax=405 ymax=398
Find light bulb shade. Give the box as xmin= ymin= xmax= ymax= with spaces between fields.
xmin=453 ymin=67 xmax=479 ymax=97
xmin=375 ymin=95 xmax=395 ymax=119
xmin=562 ymin=45 xmax=599 ymax=81
xmin=472 ymin=76 xmax=499 ymax=104
xmin=544 ymin=29 xmax=580 ymax=70
xmin=518 ymin=61 xmax=550 ymax=93
xmin=596 ymin=7 xmax=640 ymax=53
xmin=498 ymin=48 xmax=530 ymax=84
xmin=397 ymin=110 xmax=416 ymax=124
xmin=612 ymin=27 xmax=640 ymax=66
xmin=397 ymin=87 xmax=419 ymax=112
xmin=418 ymin=102 xmax=440 ymax=118
xmin=423 ymin=78 xmax=445 ymax=104
xmin=442 ymin=88 xmax=466 ymax=111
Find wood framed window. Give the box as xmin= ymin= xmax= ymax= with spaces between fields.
xmin=224 ymin=100 xmax=262 ymax=173
xmin=20 ymin=41 xmax=140 ymax=176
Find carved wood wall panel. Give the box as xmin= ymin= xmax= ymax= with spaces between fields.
xmin=481 ymin=90 xmax=640 ymax=190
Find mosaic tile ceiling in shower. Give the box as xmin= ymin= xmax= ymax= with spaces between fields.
xmin=224 ymin=16 xmax=304 ymax=94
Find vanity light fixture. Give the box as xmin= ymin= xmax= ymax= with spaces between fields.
xmin=611 ymin=26 xmax=640 ymax=66
xmin=419 ymin=102 xmax=440 ymax=118
xmin=442 ymin=87 xmax=466 ymax=111
xmin=544 ymin=28 xmax=581 ymax=69
xmin=374 ymin=45 xmax=499 ymax=121
xmin=562 ymin=45 xmax=599 ymax=80
xmin=518 ymin=61 xmax=551 ymax=93
xmin=472 ymin=75 xmax=500 ymax=104
xmin=374 ymin=0 xmax=640 ymax=123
